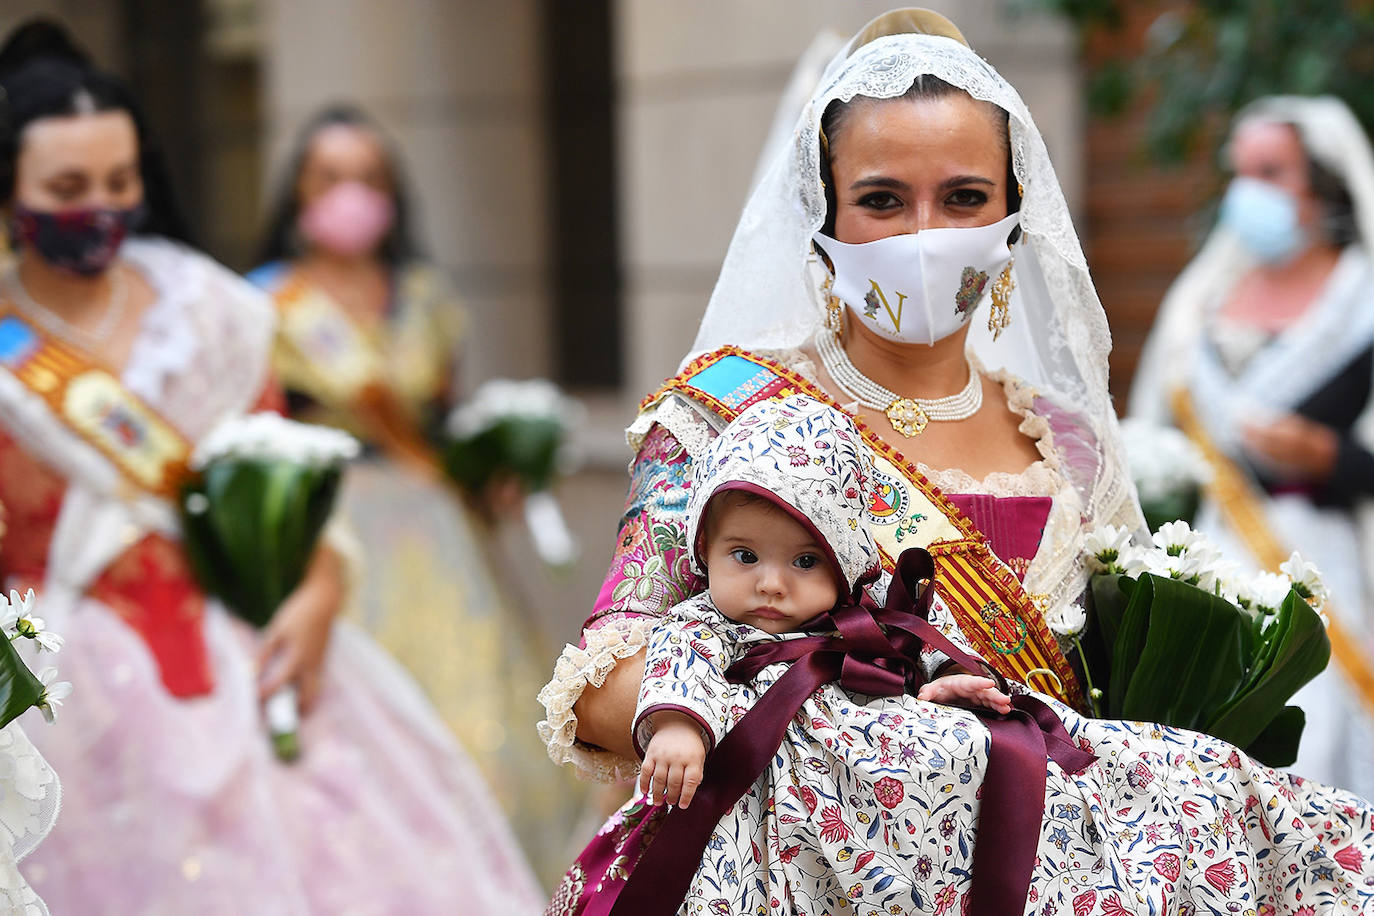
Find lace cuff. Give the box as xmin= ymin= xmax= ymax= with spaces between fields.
xmin=536 ymin=616 xmax=655 ymax=783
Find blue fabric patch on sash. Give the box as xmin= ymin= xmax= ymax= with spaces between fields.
xmin=687 ymin=355 xmax=781 ymax=410
xmin=244 ymin=260 xmax=289 ymax=292
xmin=0 ymin=317 xmax=38 ymax=368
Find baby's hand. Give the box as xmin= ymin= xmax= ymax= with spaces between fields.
xmin=638 ymin=711 xmax=708 ymax=809
xmin=917 ymin=673 xmax=1013 ymax=715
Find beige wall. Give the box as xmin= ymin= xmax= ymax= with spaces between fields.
xmin=615 ymin=0 xmax=1083 ymax=399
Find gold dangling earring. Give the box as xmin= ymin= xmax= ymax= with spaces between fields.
xmin=821 ymin=274 xmax=843 ymax=334
xmin=826 ymin=295 xmax=844 ymax=334
xmin=988 ymin=258 xmax=1015 ymax=341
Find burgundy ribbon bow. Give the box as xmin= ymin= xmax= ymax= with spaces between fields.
xmin=603 ymin=548 xmax=1096 ymax=916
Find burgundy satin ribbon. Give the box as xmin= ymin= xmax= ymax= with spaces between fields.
xmin=603 ymin=548 xmax=1096 ymax=916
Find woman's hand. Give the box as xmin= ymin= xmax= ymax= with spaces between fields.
xmin=917 ymin=673 xmax=1013 ymax=715
xmin=639 ymin=711 xmax=708 ymax=809
xmin=1241 ymin=413 xmax=1339 ymax=482
xmin=257 ymin=545 xmax=345 ymax=714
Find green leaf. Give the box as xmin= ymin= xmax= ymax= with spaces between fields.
xmin=1242 ymin=704 xmax=1306 ymax=768
xmin=0 ymin=636 xmax=44 ymax=728
xmin=610 ymin=579 xmax=635 ymax=605
xmin=1089 ymin=574 xmax=1129 ymax=660
xmin=1106 ymin=573 xmax=1150 ymax=717
xmin=1114 ymin=574 xmax=1252 ymax=730
xmin=180 ymin=460 xmax=342 ymax=628
xmin=1204 ymin=592 xmax=1330 ymax=749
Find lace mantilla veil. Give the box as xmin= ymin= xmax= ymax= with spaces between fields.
xmin=686 ymin=11 xmax=1141 ymax=535
xmin=1129 ymin=95 xmax=1374 ymax=424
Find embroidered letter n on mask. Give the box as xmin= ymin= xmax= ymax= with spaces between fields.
xmin=815 ymin=212 xmax=1019 ymax=346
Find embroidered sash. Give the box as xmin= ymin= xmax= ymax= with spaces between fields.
xmin=269 ymin=271 xmax=437 ymax=471
xmin=1172 ymin=386 xmax=1374 ymax=718
xmin=270 ymin=270 xmax=386 ymax=405
xmin=0 ymin=303 xmax=212 ymax=697
xmin=646 ymin=346 xmax=1082 ymax=706
xmin=0 ymin=306 xmax=192 ymax=499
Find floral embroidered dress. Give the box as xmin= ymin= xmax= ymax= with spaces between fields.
xmin=1 ymin=238 xmax=543 ymax=914
xmin=541 ymin=350 xmax=1374 ymax=916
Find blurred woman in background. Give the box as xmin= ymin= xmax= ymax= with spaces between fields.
xmin=248 ymin=105 xmax=581 ymax=882
xmin=0 ymin=21 xmax=542 ymax=912
xmin=1131 ymin=95 xmax=1374 ymax=800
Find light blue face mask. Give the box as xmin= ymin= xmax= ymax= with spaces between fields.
xmin=1218 ymin=176 xmax=1308 ymax=263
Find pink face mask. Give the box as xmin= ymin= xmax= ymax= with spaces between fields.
xmin=297 ymin=181 xmax=396 ymax=257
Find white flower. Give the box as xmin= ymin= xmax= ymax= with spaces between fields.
xmin=1280 ymin=551 xmax=1329 ymax=608
xmin=191 ymin=413 xmax=360 ymax=470
xmin=13 ymin=615 xmax=62 ymax=653
xmin=1119 ymin=544 xmax=1162 ymax=578
xmin=0 ymin=589 xmax=35 ymax=633
xmin=1083 ymin=525 xmax=1133 ymax=573
xmin=1119 ymin=417 xmax=1211 ymax=502
xmin=445 ymin=378 xmax=585 ymax=439
xmin=1045 ymin=602 xmax=1087 ymax=638
xmin=35 ymin=668 xmax=71 ymax=724
xmin=1247 ymin=571 xmax=1294 ymax=614
xmin=1151 ymin=520 xmax=1202 ymax=555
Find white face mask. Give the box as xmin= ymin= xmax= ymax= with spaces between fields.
xmin=815 ymin=212 xmax=1020 ymax=346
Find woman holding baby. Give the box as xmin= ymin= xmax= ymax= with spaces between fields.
xmin=538 ymin=9 xmax=1374 ymax=915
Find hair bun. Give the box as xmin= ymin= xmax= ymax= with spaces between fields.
xmin=0 ymin=18 xmax=92 ymax=78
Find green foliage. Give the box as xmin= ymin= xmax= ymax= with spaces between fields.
xmin=0 ymin=636 xmax=44 ymax=729
xmin=444 ymin=416 xmax=565 ymax=494
xmin=180 ymin=460 xmax=342 ymax=628
xmin=1088 ymin=572 xmax=1329 ymax=766
xmin=1027 ymin=0 xmax=1374 ymax=163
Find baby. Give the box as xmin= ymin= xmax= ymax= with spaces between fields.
xmin=634 ymin=393 xmax=1012 ymax=810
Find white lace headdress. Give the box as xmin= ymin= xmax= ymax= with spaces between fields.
xmin=687 ymin=25 xmax=1137 ymax=532
xmin=1130 ymin=95 xmax=1374 ymax=423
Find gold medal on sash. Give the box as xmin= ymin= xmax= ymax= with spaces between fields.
xmin=0 ymin=308 xmax=191 ymax=498
xmin=271 ymin=272 xmax=385 ymax=405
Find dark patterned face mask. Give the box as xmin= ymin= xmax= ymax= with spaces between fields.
xmin=9 ymin=203 xmax=145 ymax=276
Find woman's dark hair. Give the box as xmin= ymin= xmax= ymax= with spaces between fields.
xmin=1307 ymin=155 xmax=1358 ymax=248
xmin=0 ymin=18 xmax=193 ymax=243
xmin=818 ymin=74 xmax=1022 ymax=243
xmin=255 ymin=103 xmax=421 ymax=267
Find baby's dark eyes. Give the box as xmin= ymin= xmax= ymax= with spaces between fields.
xmin=794 ymin=554 xmax=821 ymax=570
xmin=730 ymin=548 xmax=758 ymax=565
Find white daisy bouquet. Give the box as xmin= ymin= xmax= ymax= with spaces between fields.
xmin=444 ymin=378 xmax=583 ymax=567
xmin=1118 ymin=418 xmax=1212 ymax=533
xmin=1071 ymin=521 xmax=1330 ymax=766
xmin=179 ymin=412 xmax=359 ymax=760
xmin=0 ymin=589 xmax=69 ymax=726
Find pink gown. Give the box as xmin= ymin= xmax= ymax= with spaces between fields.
xmin=0 ymin=237 xmax=544 ymax=915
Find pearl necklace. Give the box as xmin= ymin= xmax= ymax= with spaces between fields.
xmin=815 ymin=329 xmax=982 ymax=437
xmin=2 ymin=261 xmax=129 ymax=352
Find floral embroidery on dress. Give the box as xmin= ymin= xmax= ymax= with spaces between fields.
xmin=596 ymin=425 xmax=703 ymax=621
